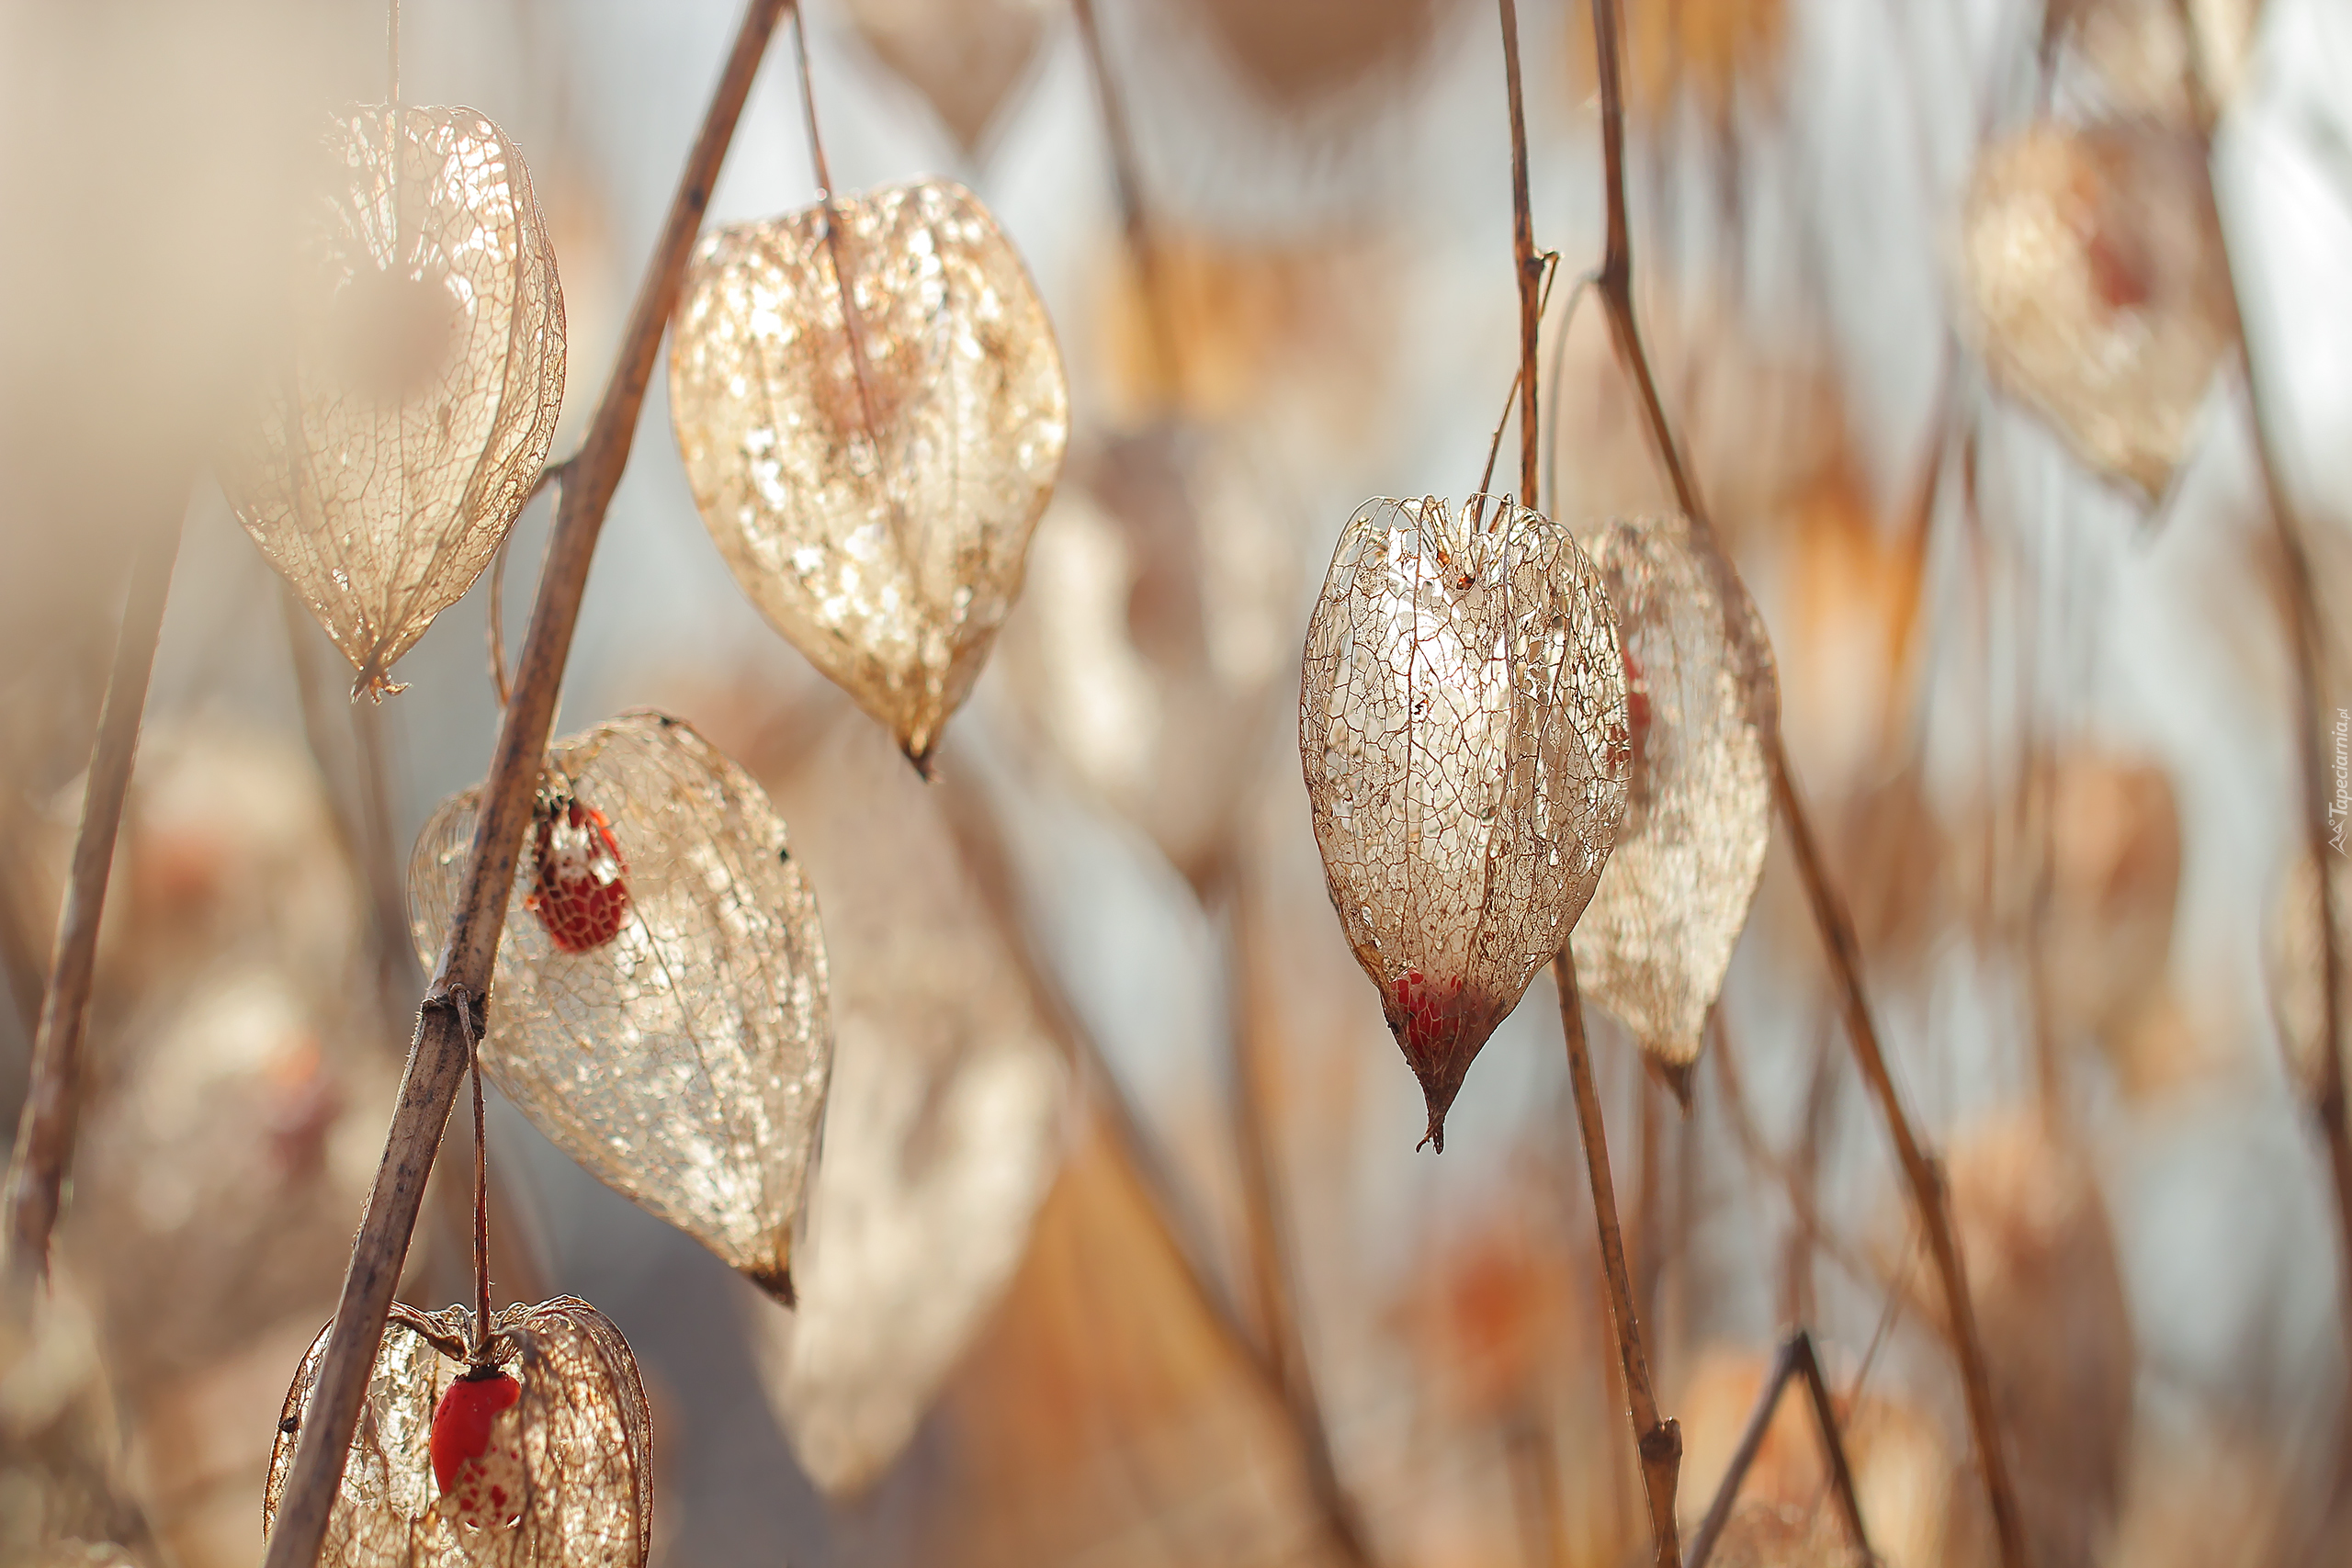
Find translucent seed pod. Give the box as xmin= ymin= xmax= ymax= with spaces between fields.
xmin=1958 ymin=121 xmax=2233 ymax=505
xmin=220 ymin=106 xmax=566 ymax=697
xmin=1573 ymin=514 xmax=1777 ymax=1075
xmin=1299 ymin=496 xmax=1630 ymax=1149
xmin=410 ymin=713 xmax=831 ymax=1302
xmin=668 ymin=177 xmax=1069 ymax=766
xmin=264 ymin=1299 xmax=651 ymax=1568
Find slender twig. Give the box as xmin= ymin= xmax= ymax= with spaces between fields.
xmin=2 ymin=512 xmax=181 ymax=1282
xmin=1498 ymin=0 xmax=1542 ymax=508
xmin=1218 ymin=851 xmax=1380 ymax=1568
xmin=1681 ymin=1329 xmax=1872 ymax=1568
xmin=258 ymin=7 xmax=788 ymax=1563
xmin=461 ymin=991 xmax=491 ymax=1358
xmin=350 ymin=688 xmax=420 ymax=997
xmin=1578 ymin=0 xmax=2026 ymax=1559
xmin=2185 ymin=43 xmax=2352 ymax=1431
xmin=1555 ymin=951 xmax=1681 ymax=1567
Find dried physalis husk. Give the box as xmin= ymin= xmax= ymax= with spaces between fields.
xmin=1300 ymin=496 xmax=1629 ymax=1149
xmin=410 ymin=712 xmax=831 ymax=1302
xmin=748 ymin=715 xmax=1067 ymax=1495
xmin=1710 ymin=1500 xmax=1867 ymax=1568
xmin=2048 ymin=0 xmax=2254 ymax=126
xmin=263 ymin=1299 xmax=651 ymax=1567
xmin=668 ymin=178 xmax=1069 ymax=766
xmin=220 ymin=107 xmax=565 ymax=697
xmin=1573 ymin=514 xmax=1776 ymax=1072
xmin=1958 ymin=121 xmax=2233 ymax=504
xmin=843 ymin=0 xmax=1051 ymax=151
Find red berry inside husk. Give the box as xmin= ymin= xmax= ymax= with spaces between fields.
xmin=526 ymin=796 xmax=630 ymax=953
xmin=431 ymin=1370 xmax=524 ymax=1528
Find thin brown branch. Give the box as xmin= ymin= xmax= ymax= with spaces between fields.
xmin=1069 ymin=0 xmax=1181 ymax=400
xmin=1219 ymin=852 xmax=1380 ymax=1568
xmin=1579 ymin=0 xmax=2025 ymax=1559
xmin=257 ymin=6 xmax=790 ymax=1562
xmin=1498 ymin=0 xmax=1543 ymax=508
xmin=2 ymin=509 xmax=181 ymax=1282
xmin=1555 ymin=951 xmax=1681 ymax=1567
xmin=1681 ymin=1329 xmax=1872 ymax=1568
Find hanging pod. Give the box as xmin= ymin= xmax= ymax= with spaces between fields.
xmin=1572 ymin=514 xmax=1777 ymax=1076
xmin=220 ymin=105 xmax=566 ymax=697
xmin=264 ymin=1298 xmax=651 ymax=1567
xmin=667 ymin=177 xmax=1069 ymax=766
xmin=409 ymin=713 xmax=831 ymax=1302
xmin=1957 ymin=120 xmax=2233 ymax=506
xmin=1299 ymin=496 xmax=1630 ymax=1150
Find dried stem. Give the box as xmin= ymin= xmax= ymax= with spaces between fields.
xmin=2200 ymin=118 xmax=2352 ymax=1433
xmin=257 ymin=6 xmax=790 ymax=1563
xmin=1069 ymin=0 xmax=1181 ymax=400
xmin=1579 ymin=0 xmax=2026 ymax=1559
xmin=467 ymin=1004 xmax=491 ymax=1357
xmin=1218 ymin=852 xmax=1380 ymax=1568
xmin=1497 ymin=0 xmax=1541 ymax=507
xmin=1681 ymin=1329 xmax=1872 ymax=1568
xmin=1555 ymin=951 xmax=1681 ymax=1567
xmin=3 ymin=510 xmax=181 ymax=1282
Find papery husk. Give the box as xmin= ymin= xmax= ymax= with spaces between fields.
xmin=1573 ymin=514 xmax=1777 ymax=1066
xmin=1958 ymin=120 xmax=2233 ymax=504
xmin=669 ymin=177 xmax=1069 ymax=764
xmin=1299 ymin=495 xmax=1629 ymax=1148
xmin=221 ymin=106 xmax=564 ymax=695
xmin=410 ymin=712 xmax=831 ymax=1302
xmin=263 ymin=1299 xmax=650 ymax=1568
xmin=842 ymin=0 xmax=1051 ymax=150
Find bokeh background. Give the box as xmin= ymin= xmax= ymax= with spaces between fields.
xmin=6 ymin=0 xmax=2352 ymax=1564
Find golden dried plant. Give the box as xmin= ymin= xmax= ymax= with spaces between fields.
xmin=1958 ymin=121 xmax=2234 ymax=503
xmin=1299 ymin=496 xmax=1629 ymax=1148
xmin=220 ymin=107 xmax=565 ymax=696
xmin=263 ymin=1299 xmax=650 ymax=1568
xmin=842 ymin=0 xmax=1052 ymax=151
xmin=409 ymin=713 xmax=831 ymax=1303
xmin=669 ymin=178 xmax=1069 ymax=765
xmin=1573 ymin=514 xmax=1777 ymax=1069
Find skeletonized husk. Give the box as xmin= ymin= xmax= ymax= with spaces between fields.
xmin=1958 ymin=120 xmax=2233 ymax=504
xmin=221 ymin=106 xmax=565 ymax=695
xmin=409 ymin=712 xmax=831 ymax=1301
xmin=263 ymin=1299 xmax=650 ymax=1567
xmin=1299 ymin=495 xmax=1629 ymax=1148
xmin=748 ymin=716 xmax=1069 ymax=1495
xmin=668 ymin=177 xmax=1069 ymax=764
xmin=1574 ymin=514 xmax=1777 ymax=1067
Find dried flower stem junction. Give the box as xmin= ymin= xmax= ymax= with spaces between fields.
xmin=1572 ymin=0 xmax=2028 ymax=1562
xmin=259 ymin=6 xmax=791 ymax=1565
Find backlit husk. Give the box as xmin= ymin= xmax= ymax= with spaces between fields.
xmin=221 ymin=106 xmax=565 ymax=694
xmin=1573 ymin=514 xmax=1776 ymax=1066
xmin=668 ymin=177 xmax=1069 ymax=763
xmin=409 ymin=712 xmax=831 ymax=1301
xmin=263 ymin=1299 xmax=650 ymax=1568
xmin=1299 ymin=496 xmax=1629 ymax=1148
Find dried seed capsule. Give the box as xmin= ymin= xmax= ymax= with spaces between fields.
xmin=1958 ymin=121 xmax=2233 ymax=504
xmin=667 ymin=178 xmax=1069 ymax=765
xmin=1573 ymin=514 xmax=1777 ymax=1070
xmin=1299 ymin=496 xmax=1629 ymax=1149
xmin=220 ymin=106 xmax=565 ymax=697
xmin=264 ymin=1299 xmax=651 ymax=1567
xmin=410 ymin=713 xmax=831 ymax=1302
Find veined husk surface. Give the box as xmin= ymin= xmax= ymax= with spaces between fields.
xmin=1299 ymin=495 xmax=1629 ymax=1148
xmin=221 ymin=105 xmax=565 ymax=694
xmin=263 ymin=1299 xmax=651 ymax=1568
xmin=1573 ymin=513 xmax=1777 ymax=1069
xmin=410 ymin=712 xmax=831 ymax=1301
xmin=669 ymin=177 xmax=1069 ymax=763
